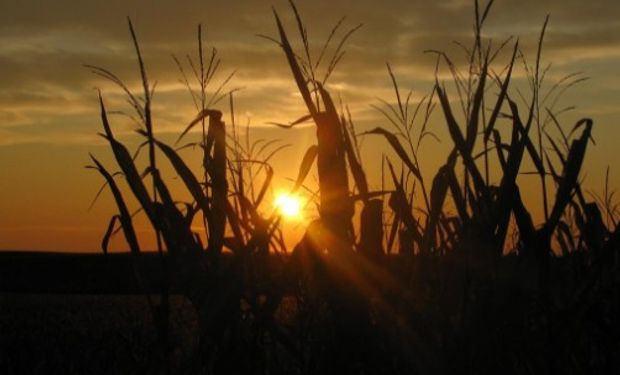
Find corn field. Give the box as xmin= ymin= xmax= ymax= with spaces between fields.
xmin=88 ymin=1 xmax=620 ymax=374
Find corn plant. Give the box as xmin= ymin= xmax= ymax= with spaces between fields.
xmin=84 ymin=2 xmax=620 ymax=374
xmin=365 ymin=0 xmax=606 ymax=261
xmin=87 ymin=19 xmax=305 ymax=374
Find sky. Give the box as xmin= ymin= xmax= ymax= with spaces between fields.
xmin=0 ymin=0 xmax=619 ymax=252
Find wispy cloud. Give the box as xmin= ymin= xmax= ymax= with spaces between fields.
xmin=1 ymin=0 xmax=617 ymax=145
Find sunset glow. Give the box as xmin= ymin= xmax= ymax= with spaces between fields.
xmin=0 ymin=0 xmax=617 ymax=254
xmin=274 ymin=192 xmax=303 ymax=220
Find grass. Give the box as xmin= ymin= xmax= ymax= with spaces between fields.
xmin=78 ymin=1 xmax=620 ymax=374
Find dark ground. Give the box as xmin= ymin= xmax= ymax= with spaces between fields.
xmin=1 ymin=251 xmax=619 ymax=374
xmin=0 ymin=293 xmax=198 ymax=375
xmin=0 ymin=252 xmax=197 ymax=374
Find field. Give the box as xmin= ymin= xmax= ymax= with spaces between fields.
xmin=2 ymin=1 xmax=620 ymax=374
xmin=1 ymin=252 xmax=619 ymax=374
xmin=0 ymin=292 xmax=197 ymax=374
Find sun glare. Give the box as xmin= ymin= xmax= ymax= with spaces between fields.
xmin=274 ymin=192 xmax=303 ymax=220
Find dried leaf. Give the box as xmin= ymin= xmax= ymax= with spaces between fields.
xmin=364 ymin=127 xmax=422 ymax=180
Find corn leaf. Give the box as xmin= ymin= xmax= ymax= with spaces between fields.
xmin=364 ymin=127 xmax=422 ymax=180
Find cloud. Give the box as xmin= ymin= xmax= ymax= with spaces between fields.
xmin=0 ymin=0 xmax=618 ymax=147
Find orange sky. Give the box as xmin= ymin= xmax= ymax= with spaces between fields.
xmin=1 ymin=0 xmax=619 ymax=252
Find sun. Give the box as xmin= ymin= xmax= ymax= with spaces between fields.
xmin=274 ymin=192 xmax=303 ymax=220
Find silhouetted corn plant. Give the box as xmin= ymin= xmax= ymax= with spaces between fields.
xmin=368 ymin=0 xmax=602 ymax=261
xmin=87 ymin=20 xmax=306 ymax=374
xmin=85 ymin=2 xmax=620 ymax=374
xmin=271 ymin=3 xmax=364 ymax=253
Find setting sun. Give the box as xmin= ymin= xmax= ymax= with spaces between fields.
xmin=274 ymin=192 xmax=303 ymax=220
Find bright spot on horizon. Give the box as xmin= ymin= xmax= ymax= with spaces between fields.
xmin=274 ymin=192 xmax=303 ymax=220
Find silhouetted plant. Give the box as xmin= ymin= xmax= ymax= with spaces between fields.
xmin=86 ymin=1 xmax=619 ymax=374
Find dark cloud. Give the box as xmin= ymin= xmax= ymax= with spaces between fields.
xmin=0 ymin=0 xmax=617 ymax=145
